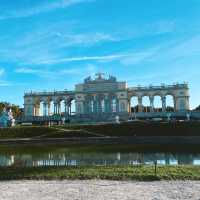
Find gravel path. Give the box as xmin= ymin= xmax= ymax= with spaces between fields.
xmin=1 ymin=180 xmax=200 ymax=200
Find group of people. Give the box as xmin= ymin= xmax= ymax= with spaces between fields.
xmin=0 ymin=108 xmax=15 ymax=128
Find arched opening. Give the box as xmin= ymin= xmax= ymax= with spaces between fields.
xmin=33 ymin=101 xmax=40 ymax=116
xmin=97 ymin=95 xmax=105 ymax=113
xmin=85 ymin=96 xmax=94 ymax=114
xmin=166 ymin=95 xmax=175 ymax=112
xmin=130 ymin=96 xmax=138 ymax=113
xmin=60 ymin=100 xmax=66 ymax=115
xmin=90 ymin=99 xmax=94 ymax=113
xmin=48 ymin=101 xmax=54 ymax=116
xmin=39 ymin=101 xmax=47 ymax=116
xmin=39 ymin=101 xmax=43 ymax=116
xmin=70 ymin=99 xmax=76 ymax=115
xmin=120 ymin=102 xmax=125 ymax=112
xmin=111 ymin=98 xmax=117 ymax=113
xmin=142 ymin=96 xmax=150 ymax=112
xmin=154 ymin=96 xmax=162 ymax=112
xmin=101 ymin=99 xmax=105 ymax=113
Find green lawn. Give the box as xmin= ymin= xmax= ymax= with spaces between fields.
xmin=0 ymin=126 xmax=93 ymax=139
xmin=1 ymin=121 xmax=200 ymax=139
xmin=1 ymin=165 xmax=200 ymax=181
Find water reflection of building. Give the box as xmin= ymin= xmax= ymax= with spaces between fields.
xmin=0 ymin=152 xmax=199 ymax=167
xmin=0 ymin=155 xmax=14 ymax=166
xmin=177 ymin=154 xmax=194 ymax=165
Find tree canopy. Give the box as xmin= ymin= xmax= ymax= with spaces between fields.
xmin=194 ymin=105 xmax=200 ymax=111
xmin=0 ymin=102 xmax=23 ymax=118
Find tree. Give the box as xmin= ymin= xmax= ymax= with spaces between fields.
xmin=0 ymin=102 xmax=23 ymax=118
xmin=194 ymin=105 xmax=200 ymax=111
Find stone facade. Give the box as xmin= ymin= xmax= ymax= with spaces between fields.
xmin=24 ymin=73 xmax=190 ymax=119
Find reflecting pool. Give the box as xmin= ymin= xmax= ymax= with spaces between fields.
xmin=1 ymin=145 xmax=200 ymax=167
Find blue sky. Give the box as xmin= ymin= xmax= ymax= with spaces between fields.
xmin=0 ymin=0 xmax=200 ymax=108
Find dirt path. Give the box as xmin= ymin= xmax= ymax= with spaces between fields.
xmin=1 ymin=180 xmax=200 ymax=200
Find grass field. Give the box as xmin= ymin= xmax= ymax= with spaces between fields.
xmin=1 ymin=165 xmax=200 ymax=181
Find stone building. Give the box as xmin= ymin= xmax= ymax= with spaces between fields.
xmin=24 ymin=73 xmax=190 ymax=121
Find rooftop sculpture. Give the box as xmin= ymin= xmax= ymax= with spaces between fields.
xmin=84 ymin=73 xmax=117 ymax=83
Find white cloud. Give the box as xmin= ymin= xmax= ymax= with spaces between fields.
xmin=0 ymin=68 xmax=10 ymax=87
xmin=120 ymin=50 xmax=157 ymax=66
xmin=15 ymin=68 xmax=39 ymax=74
xmin=0 ymin=68 xmax=5 ymax=76
xmin=0 ymin=0 xmax=93 ymax=20
xmin=38 ymin=53 xmax=133 ymax=65
xmin=36 ymin=46 xmax=159 ymax=65
xmin=169 ymin=35 xmax=200 ymax=57
xmin=0 ymin=27 xmax=118 ymax=65
xmin=147 ymin=21 xmax=176 ymax=35
xmin=145 ymin=35 xmax=200 ymax=64
xmin=58 ymin=32 xmax=118 ymax=47
xmin=0 ymin=80 xmax=11 ymax=86
xmin=15 ymin=64 xmax=98 ymax=79
xmin=22 ymin=31 xmax=117 ymax=50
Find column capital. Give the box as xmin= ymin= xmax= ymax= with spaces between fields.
xmin=149 ymin=96 xmax=154 ymax=102
xmin=162 ymin=96 xmax=166 ymax=112
xmin=149 ymin=95 xmax=154 ymax=99
xmin=138 ymin=96 xmax=142 ymax=101
xmin=149 ymin=96 xmax=154 ymax=112
xmin=137 ymin=96 xmax=143 ymax=112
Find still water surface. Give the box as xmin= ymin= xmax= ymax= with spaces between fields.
xmin=1 ymin=145 xmax=200 ymax=167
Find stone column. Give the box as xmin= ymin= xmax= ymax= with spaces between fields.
xmin=34 ymin=104 xmax=40 ymax=116
xmin=93 ymin=95 xmax=97 ymax=113
xmin=67 ymin=104 xmax=70 ymax=115
xmin=57 ymin=102 xmax=61 ymax=114
xmin=104 ymin=94 xmax=109 ymax=113
xmin=64 ymin=102 xmax=68 ymax=115
xmin=96 ymin=96 xmax=100 ymax=114
xmin=69 ymin=102 xmax=72 ymax=115
xmin=48 ymin=103 xmax=51 ymax=116
xmin=149 ymin=96 xmax=154 ymax=112
xmin=85 ymin=99 xmax=92 ymax=114
xmin=129 ymin=99 xmax=132 ymax=113
xmin=116 ymin=98 xmax=119 ymax=113
xmin=185 ymin=96 xmax=190 ymax=111
xmin=138 ymin=96 xmax=143 ymax=112
xmin=54 ymin=102 xmax=57 ymax=114
xmin=87 ymin=100 xmax=91 ymax=114
xmin=99 ymin=98 xmax=103 ymax=113
xmin=43 ymin=102 xmax=47 ymax=116
xmin=162 ymin=96 xmax=166 ymax=112
xmin=173 ymin=97 xmax=177 ymax=112
xmin=33 ymin=106 xmax=36 ymax=116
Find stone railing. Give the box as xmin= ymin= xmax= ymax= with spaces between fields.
xmin=24 ymin=90 xmax=74 ymax=96
xmin=128 ymin=83 xmax=188 ymax=91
